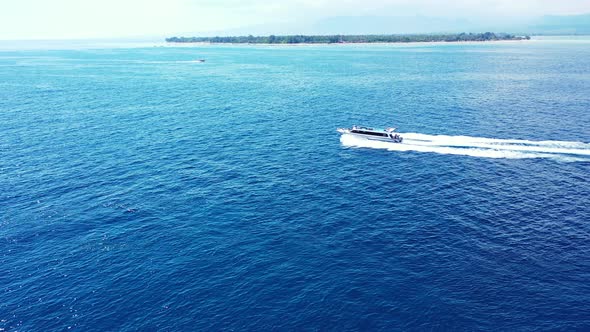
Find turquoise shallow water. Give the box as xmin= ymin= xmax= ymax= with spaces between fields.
xmin=1 ymin=40 xmax=590 ymax=330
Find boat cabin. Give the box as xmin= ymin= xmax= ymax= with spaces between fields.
xmin=349 ymin=125 xmax=402 ymax=142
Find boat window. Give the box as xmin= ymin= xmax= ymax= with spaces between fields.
xmin=352 ymin=130 xmax=388 ymax=137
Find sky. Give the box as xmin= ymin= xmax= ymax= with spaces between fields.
xmin=0 ymin=0 xmax=589 ymax=39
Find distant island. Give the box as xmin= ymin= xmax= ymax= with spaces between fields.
xmin=165 ymin=33 xmax=530 ymax=44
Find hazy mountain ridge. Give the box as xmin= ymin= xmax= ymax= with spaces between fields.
xmin=312 ymin=14 xmax=590 ymax=35
xmin=528 ymin=14 xmax=590 ymax=34
xmin=313 ymin=16 xmax=480 ymax=34
xmin=192 ymin=13 xmax=590 ymax=36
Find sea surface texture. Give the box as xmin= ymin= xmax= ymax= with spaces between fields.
xmin=1 ymin=39 xmax=590 ymax=331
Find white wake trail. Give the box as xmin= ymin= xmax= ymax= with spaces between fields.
xmin=341 ymin=133 xmax=590 ymax=162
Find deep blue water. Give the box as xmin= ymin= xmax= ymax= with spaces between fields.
xmin=1 ymin=39 xmax=590 ymax=331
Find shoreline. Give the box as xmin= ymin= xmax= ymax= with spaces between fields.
xmin=164 ymin=39 xmax=531 ymax=47
xmin=5 ymin=36 xmax=589 ymax=52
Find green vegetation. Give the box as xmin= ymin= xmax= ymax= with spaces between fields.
xmin=165 ymin=33 xmax=530 ymax=44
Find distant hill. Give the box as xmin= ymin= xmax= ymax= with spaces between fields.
xmin=527 ymin=14 xmax=590 ymax=35
xmin=178 ymin=13 xmax=590 ymax=37
xmin=312 ymin=16 xmax=479 ymax=35
xmin=312 ymin=14 xmax=590 ymax=35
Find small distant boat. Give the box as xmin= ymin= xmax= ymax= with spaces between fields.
xmin=195 ymin=59 xmax=206 ymax=63
xmin=337 ymin=125 xmax=403 ymax=143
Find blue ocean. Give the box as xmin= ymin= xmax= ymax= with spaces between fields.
xmin=1 ymin=38 xmax=589 ymax=331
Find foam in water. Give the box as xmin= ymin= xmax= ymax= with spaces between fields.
xmin=340 ymin=133 xmax=590 ymax=162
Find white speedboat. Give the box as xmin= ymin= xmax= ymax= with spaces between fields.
xmin=337 ymin=125 xmax=403 ymax=143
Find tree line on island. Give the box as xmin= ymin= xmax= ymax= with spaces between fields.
xmin=166 ymin=33 xmax=530 ymax=44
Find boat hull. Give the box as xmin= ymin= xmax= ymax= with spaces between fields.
xmin=337 ymin=128 xmax=403 ymax=143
